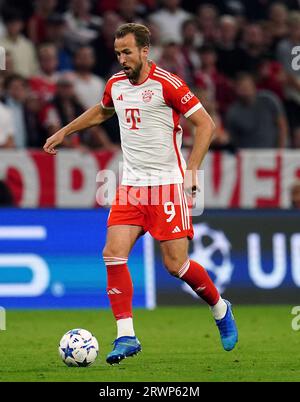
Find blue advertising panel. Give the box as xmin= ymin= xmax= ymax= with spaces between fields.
xmin=154 ymin=210 xmax=300 ymax=304
xmin=0 ymin=209 xmax=299 ymax=308
xmin=0 ymin=209 xmax=155 ymax=309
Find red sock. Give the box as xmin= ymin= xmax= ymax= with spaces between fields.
xmin=103 ymin=257 xmax=133 ymax=320
xmin=178 ymin=259 xmax=220 ymax=306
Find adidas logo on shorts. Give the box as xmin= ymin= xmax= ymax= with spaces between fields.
xmin=172 ymin=226 xmax=181 ymax=233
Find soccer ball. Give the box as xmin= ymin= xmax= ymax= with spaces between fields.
xmin=58 ymin=328 xmax=99 ymax=367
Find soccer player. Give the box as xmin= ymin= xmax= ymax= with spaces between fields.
xmin=43 ymin=23 xmax=238 ymax=364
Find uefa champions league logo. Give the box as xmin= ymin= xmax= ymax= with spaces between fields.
xmin=182 ymin=223 xmax=234 ymax=296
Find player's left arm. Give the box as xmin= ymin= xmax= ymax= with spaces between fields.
xmin=163 ymin=77 xmax=215 ymax=196
xmin=185 ymin=107 xmax=215 ymax=196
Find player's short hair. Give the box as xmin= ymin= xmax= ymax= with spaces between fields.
xmin=115 ymin=23 xmax=151 ymax=48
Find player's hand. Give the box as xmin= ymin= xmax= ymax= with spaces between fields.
xmin=184 ymin=169 xmax=200 ymax=198
xmin=43 ymin=130 xmax=66 ymax=155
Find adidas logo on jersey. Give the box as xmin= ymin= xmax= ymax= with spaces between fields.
xmin=172 ymin=226 xmax=181 ymax=233
xmin=117 ymin=94 xmax=123 ymax=101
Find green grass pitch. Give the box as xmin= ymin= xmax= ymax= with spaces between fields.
xmin=0 ymin=305 xmax=299 ymax=382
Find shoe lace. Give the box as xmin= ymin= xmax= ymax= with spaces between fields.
xmin=111 ymin=338 xmax=135 ymax=348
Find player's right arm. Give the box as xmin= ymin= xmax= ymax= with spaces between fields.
xmin=43 ymin=104 xmax=114 ymax=154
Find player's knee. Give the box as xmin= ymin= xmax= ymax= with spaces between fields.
xmin=163 ymin=255 xmax=184 ymax=277
xmin=102 ymin=244 xmax=129 ymax=260
xmin=102 ymin=245 xmax=118 ymax=259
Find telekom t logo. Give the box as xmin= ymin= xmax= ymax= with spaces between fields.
xmin=125 ymin=108 xmax=141 ymax=130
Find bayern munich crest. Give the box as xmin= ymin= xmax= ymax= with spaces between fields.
xmin=142 ymin=90 xmax=154 ymax=103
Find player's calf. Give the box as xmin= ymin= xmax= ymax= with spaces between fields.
xmin=174 ymin=259 xmax=238 ymax=351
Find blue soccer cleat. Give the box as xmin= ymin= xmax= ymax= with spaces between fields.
xmin=106 ymin=336 xmax=141 ymax=365
xmin=215 ymin=299 xmax=238 ymax=351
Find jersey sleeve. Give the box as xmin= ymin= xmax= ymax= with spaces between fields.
xmin=163 ymin=78 xmax=202 ymax=118
xmin=100 ymin=80 xmax=115 ymax=109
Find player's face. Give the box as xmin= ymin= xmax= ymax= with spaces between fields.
xmin=114 ymin=34 xmax=148 ymax=81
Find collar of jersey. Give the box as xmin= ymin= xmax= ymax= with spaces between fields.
xmin=129 ymin=61 xmax=156 ymax=86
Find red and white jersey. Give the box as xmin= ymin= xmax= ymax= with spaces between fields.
xmin=101 ymin=62 xmax=202 ymax=186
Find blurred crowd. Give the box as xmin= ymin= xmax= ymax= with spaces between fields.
xmin=0 ymin=0 xmax=300 ymax=151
